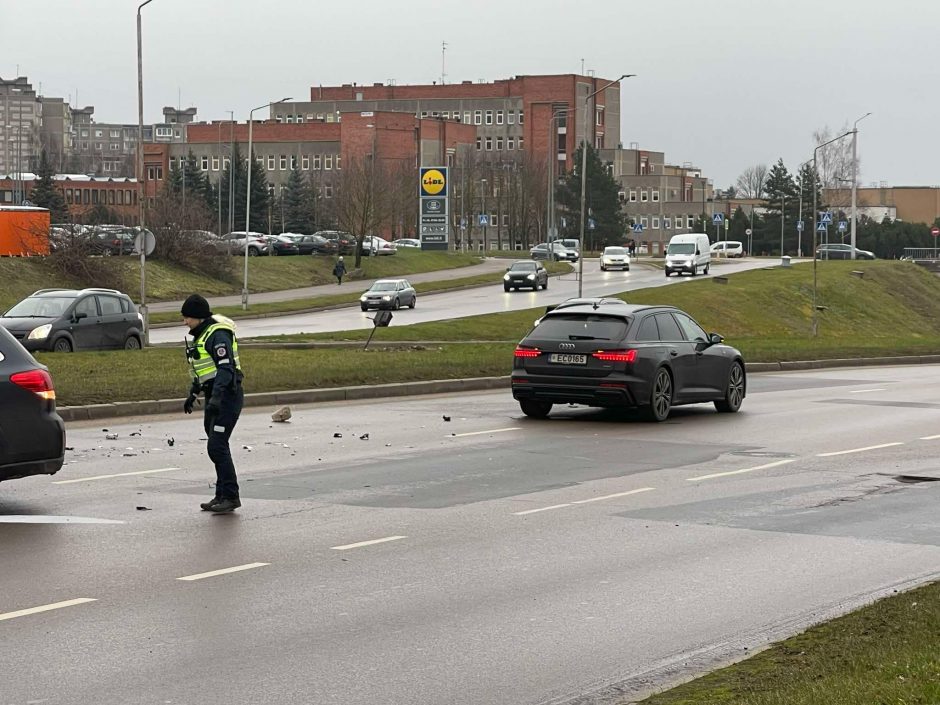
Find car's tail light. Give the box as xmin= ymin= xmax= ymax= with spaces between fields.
xmin=10 ymin=369 xmax=56 ymax=400
xmin=514 ymin=346 xmax=541 ymax=358
xmin=592 ymin=349 xmax=637 ymax=363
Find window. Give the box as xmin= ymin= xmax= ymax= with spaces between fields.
xmin=75 ymin=297 xmax=98 ymax=318
xmin=302 ymin=155 xmax=309 ymax=170
xmin=496 ymin=137 xmax=503 ymax=151
xmin=110 ymin=129 xmax=120 ymax=138
xmin=507 ymin=111 xmax=515 ymax=125
xmin=651 ymin=190 xmax=660 ymax=202
xmin=674 ymin=313 xmax=708 ymax=343
xmin=280 ymin=155 xmax=287 ymax=170
xmin=94 ymin=142 xmax=103 ymax=151
xmin=507 ymin=137 xmax=515 ymax=150
xmin=485 ymin=110 xmax=493 ymax=125
xmin=655 ymin=313 xmax=683 ymax=341
xmin=420 ymin=111 xmax=428 ymax=118
xmin=325 ymin=155 xmax=333 ymax=170
xmin=496 ymin=110 xmax=504 ymax=125
xmin=286 ymin=115 xmax=294 ymax=123
xmin=146 ymin=166 xmax=163 ymax=180
xmin=174 ymin=129 xmax=181 ymax=138
xmin=92 ymin=190 xmax=99 ymax=204
xmin=83 ymin=189 xmax=90 ymax=204
xmin=109 ymin=143 xmax=120 ymax=150
xmin=635 ymin=316 xmax=660 ymax=342
xmin=291 ymin=155 xmax=297 ymax=169
xmin=98 ymin=295 xmax=122 ymax=316
xmin=210 ymin=156 xmax=218 ymax=171
xmin=306 ymin=114 xmax=314 ymax=122
xmin=65 ymin=189 xmax=73 ymax=204
xmin=201 ymin=156 xmax=209 ymax=171
xmin=474 ymin=110 xmax=482 ymax=125
xmin=313 ymin=154 xmax=321 ymax=170
xmin=155 ymin=127 xmax=172 ymax=138
xmin=652 ymin=216 xmax=660 ymax=230
xmin=335 ymin=156 xmax=341 ymax=170
xmin=687 ymin=216 xmax=695 ymax=228
xmin=95 ymin=130 xmax=103 ymax=138
xmin=641 ymin=191 xmax=648 ymax=202
xmin=463 ymin=111 xmax=471 ymax=124
xmin=596 ymin=108 xmax=604 ymax=126
xmin=441 ymin=111 xmax=449 ymax=119
xmin=640 ymin=216 xmax=648 ymax=228
xmin=81 ymin=129 xmax=89 ymax=137
xmin=629 ymin=190 xmax=637 ymax=202
xmin=103 ymin=162 xmax=111 ymax=172
xmin=476 ymin=137 xmax=482 ymax=151
xmin=223 ymin=157 xmax=230 ymax=168
xmin=117 ymin=190 xmax=124 ymax=205
xmin=324 ymin=183 xmax=333 ymax=198
xmin=518 ymin=110 xmax=524 ymax=124
xmin=663 ymin=218 xmax=671 ymax=229
xmin=485 ymin=137 xmax=493 ymax=151
xmin=502 ymin=214 xmax=509 ymax=226
xmin=267 ymin=155 xmax=275 ymax=171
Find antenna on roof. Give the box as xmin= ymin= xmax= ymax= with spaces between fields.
xmin=441 ymin=41 xmax=448 ymax=85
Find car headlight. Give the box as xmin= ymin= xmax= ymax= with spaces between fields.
xmin=526 ymin=273 xmax=535 ymax=280
xmin=360 ymin=296 xmax=367 ymax=302
xmin=28 ymin=324 xmax=52 ymax=340
xmin=503 ymin=274 xmax=510 ymax=281
xmin=382 ymin=295 xmax=391 ymax=301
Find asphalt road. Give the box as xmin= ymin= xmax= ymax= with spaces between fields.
xmin=150 ymin=257 xmax=778 ymax=343
xmin=3 ymin=364 xmax=939 ymax=704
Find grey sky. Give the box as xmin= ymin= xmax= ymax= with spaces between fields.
xmin=5 ymin=0 xmax=939 ymax=188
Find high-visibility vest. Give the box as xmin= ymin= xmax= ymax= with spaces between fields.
xmin=191 ymin=315 xmax=241 ymax=384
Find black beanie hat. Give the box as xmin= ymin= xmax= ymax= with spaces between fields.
xmin=181 ymin=294 xmax=212 ymax=319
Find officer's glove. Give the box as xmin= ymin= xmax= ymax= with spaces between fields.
xmin=189 ymin=379 xmax=202 ymax=396
xmin=205 ymin=394 xmax=221 ymax=415
xmin=183 ymin=393 xmax=198 ymax=415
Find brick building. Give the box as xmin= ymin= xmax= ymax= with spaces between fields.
xmin=0 ymin=173 xmax=139 ymax=221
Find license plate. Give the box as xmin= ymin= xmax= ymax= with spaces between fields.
xmin=549 ymin=353 xmax=587 ymax=365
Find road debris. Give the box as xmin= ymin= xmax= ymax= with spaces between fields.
xmin=271 ymin=406 xmax=292 ymax=423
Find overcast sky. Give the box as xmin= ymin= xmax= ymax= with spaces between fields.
xmin=5 ymin=0 xmax=939 ymax=188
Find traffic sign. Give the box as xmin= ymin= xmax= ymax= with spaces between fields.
xmin=796 ymin=220 xmax=804 ymax=232
xmin=816 ymin=222 xmax=828 ymax=233
xmin=932 ymin=226 xmax=940 ymax=237
xmin=632 ymin=223 xmax=644 ymax=233
xmin=588 ymin=218 xmax=596 ymax=230
xmin=838 ymin=220 xmax=847 ymax=232
xmin=820 ymin=212 xmax=833 ymax=224
xmin=134 ymin=229 xmax=155 ymax=256
xmin=745 ymin=228 xmax=752 ymax=236
xmin=712 ymin=213 xmax=724 ymax=225
xmin=478 ymin=214 xmax=489 ymax=226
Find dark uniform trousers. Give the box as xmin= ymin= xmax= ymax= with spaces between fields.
xmin=203 ymin=383 xmax=244 ymax=499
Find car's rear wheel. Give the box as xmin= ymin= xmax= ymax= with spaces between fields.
xmin=520 ymin=399 xmax=553 ymax=419
xmin=123 ymin=335 xmax=142 ymax=351
xmin=715 ymin=361 xmax=745 ymax=413
xmin=53 ymin=337 xmax=73 ymax=353
xmin=248 ymin=247 xmax=259 ymax=256
xmin=645 ymin=367 xmax=673 ymax=422
xmin=601 ymin=266 xmax=606 ymax=271
xmin=543 ymin=277 xmax=548 ymax=290
xmin=704 ymin=263 xmax=710 ymax=274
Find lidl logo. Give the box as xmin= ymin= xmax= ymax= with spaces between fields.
xmin=420 ymin=167 xmax=447 ymax=197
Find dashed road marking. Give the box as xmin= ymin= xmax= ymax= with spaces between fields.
xmin=848 ymin=388 xmax=886 ymax=394
xmin=450 ymin=427 xmax=521 ymax=438
xmin=177 ymin=563 xmax=270 ymax=581
xmin=687 ymin=458 xmax=798 ymax=482
xmin=331 ymin=536 xmax=407 ymax=551
xmin=0 ymin=598 xmax=97 ymax=622
xmin=920 ymin=434 xmax=940 ymax=441
xmin=570 ymin=487 xmax=656 ymax=504
xmin=513 ymin=504 xmax=572 ymax=516
xmin=817 ymin=442 xmax=904 ymax=457
xmin=53 ymin=467 xmax=180 ymax=485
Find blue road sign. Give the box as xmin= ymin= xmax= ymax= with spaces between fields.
xmin=588 ymin=218 xmax=596 ymax=230
xmin=632 ymin=223 xmax=644 ymax=233
xmin=712 ymin=213 xmax=724 ymax=225
xmin=838 ymin=220 xmax=847 ymax=231
xmin=478 ymin=214 xmax=489 ymax=226
xmin=796 ymin=220 xmax=804 ymax=232
xmin=816 ymin=222 xmax=828 ymax=233
xmin=820 ymin=212 xmax=833 ymax=224
xmin=460 ymin=217 xmax=467 ymax=230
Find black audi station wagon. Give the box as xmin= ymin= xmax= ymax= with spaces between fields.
xmin=511 ymin=301 xmax=746 ymax=421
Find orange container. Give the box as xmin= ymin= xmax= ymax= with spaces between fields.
xmin=0 ymin=206 xmax=51 ymax=256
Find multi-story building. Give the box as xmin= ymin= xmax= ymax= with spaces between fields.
xmin=0 ymin=173 xmax=138 ymax=220
xmin=823 ymin=186 xmax=936 ymax=224
xmin=0 ymin=77 xmax=42 ymax=177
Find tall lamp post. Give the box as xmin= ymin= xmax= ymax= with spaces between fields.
xmin=546 ymin=108 xmax=569 ymax=242
xmin=812 ymin=130 xmax=853 ymax=337
xmin=481 ymin=178 xmax=487 ymax=252
xmin=136 ymin=0 xmax=155 ymax=344
xmin=850 ymin=112 xmax=872 ymax=260
xmin=578 ymin=74 xmax=634 ymax=296
xmin=242 ymin=97 xmax=290 ymax=310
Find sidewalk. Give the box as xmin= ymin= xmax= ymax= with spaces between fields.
xmin=148 ymin=257 xmax=511 ymax=313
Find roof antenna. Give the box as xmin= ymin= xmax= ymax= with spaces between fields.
xmin=441 ymin=41 xmax=448 ymax=85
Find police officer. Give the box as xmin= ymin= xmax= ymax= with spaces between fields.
xmin=181 ymin=294 xmax=244 ymax=513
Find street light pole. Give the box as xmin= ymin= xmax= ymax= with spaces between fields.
xmin=546 ymin=108 xmax=568 ymax=242
xmin=481 ymin=178 xmax=487 ymax=252
xmin=578 ymin=74 xmax=634 ymax=296
xmin=136 ymin=0 xmax=155 ymax=346
xmin=243 ymin=97 xmax=291 ymax=310
xmin=812 ymin=130 xmax=853 ymax=337
xmin=850 ymin=112 xmax=872 ymax=260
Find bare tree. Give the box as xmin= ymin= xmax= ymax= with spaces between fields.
xmin=333 ymin=157 xmax=399 ymax=268
xmin=734 ymin=164 xmax=768 ymax=199
xmin=813 ymin=124 xmax=858 ymax=190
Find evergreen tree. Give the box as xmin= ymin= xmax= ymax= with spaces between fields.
xmin=282 ymin=166 xmax=311 ymax=232
xmin=555 ymin=144 xmax=625 ymax=248
xmin=760 ymin=158 xmax=799 ymax=255
xmin=29 ymin=149 xmax=69 ymax=221
xmin=219 ymin=143 xmax=268 ymax=232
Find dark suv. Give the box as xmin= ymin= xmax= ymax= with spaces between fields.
xmin=0 ymin=325 xmax=65 ymax=482
xmin=0 ymin=288 xmax=145 ymax=353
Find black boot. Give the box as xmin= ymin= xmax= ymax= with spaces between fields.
xmin=208 ymin=497 xmax=241 ymax=513
xmin=200 ymin=496 xmax=222 ymax=511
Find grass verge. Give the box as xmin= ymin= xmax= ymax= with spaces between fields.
xmin=637 ymin=580 xmax=940 ymax=705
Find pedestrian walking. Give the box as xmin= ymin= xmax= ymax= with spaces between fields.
xmin=333 ymin=256 xmax=347 ymax=285
xmin=627 ymin=238 xmax=637 ymax=257
xmin=181 ymin=294 xmax=244 ymax=513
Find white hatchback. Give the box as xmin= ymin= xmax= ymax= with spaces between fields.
xmin=600 ymin=246 xmax=631 ymax=271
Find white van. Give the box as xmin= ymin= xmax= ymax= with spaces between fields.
xmin=710 ymin=240 xmax=744 ymax=258
xmin=665 ymin=233 xmax=711 ymax=277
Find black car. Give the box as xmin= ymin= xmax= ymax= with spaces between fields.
xmin=511 ymin=301 xmax=745 ymax=421
xmin=0 ymin=325 xmax=65 ymax=482
xmin=815 ymin=243 xmax=876 ymax=260
xmin=92 ymin=226 xmax=151 ymax=256
xmin=0 ymin=288 xmax=145 ymax=353
xmin=265 ymin=235 xmax=301 ymax=256
xmin=283 ymin=233 xmax=338 ymax=255
xmin=504 ymin=260 xmax=548 ymax=292
xmin=314 ymin=230 xmax=356 ymax=255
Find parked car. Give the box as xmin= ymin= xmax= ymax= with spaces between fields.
xmin=93 ymin=226 xmax=152 ymax=256
xmin=181 ymin=230 xmax=227 ymax=253
xmin=282 ymin=233 xmax=338 ymax=255
xmin=360 ymin=235 xmax=397 ymax=256
xmin=816 ymin=243 xmax=876 ymax=260
xmin=360 ymin=279 xmax=416 ymax=310
xmin=314 ymin=230 xmax=356 ymax=254
xmin=265 ymin=234 xmax=301 ymax=256
xmin=0 ymin=288 xmax=145 ymax=353
xmin=600 ymin=246 xmax=631 ymax=271
xmin=710 ymin=240 xmax=744 ymax=258
xmin=393 ymin=238 xmax=422 ymax=248
xmin=504 ymin=260 xmax=548 ymax=292
xmin=530 ymin=241 xmax=573 ymax=261
xmin=511 ymin=301 xmax=745 ymax=421
xmin=221 ymin=231 xmax=268 ymax=256
xmin=0 ymin=325 xmax=65 ymax=483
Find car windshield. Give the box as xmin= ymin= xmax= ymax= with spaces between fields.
xmin=604 ymin=248 xmax=627 ymax=255
xmin=667 ymin=243 xmax=695 ymax=255
xmin=533 ymin=314 xmax=629 ymax=341
xmin=370 ymin=282 xmax=398 ymax=292
xmin=511 ymin=262 xmax=537 ymax=271
xmin=5 ymin=296 xmax=73 ymax=318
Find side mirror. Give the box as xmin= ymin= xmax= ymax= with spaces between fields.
xmin=708 ymin=332 xmax=724 ymax=345
xmin=73 ymin=312 xmax=88 ymax=322
xmin=695 ymin=249 xmax=701 ymax=255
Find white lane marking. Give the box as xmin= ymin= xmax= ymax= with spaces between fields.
xmin=177 ymin=563 xmax=270 ymax=582
xmin=450 ymin=427 xmax=521 ymax=438
xmin=0 ymin=515 xmax=124 ymax=524
xmin=53 ymin=467 xmax=179 ymax=485
xmin=920 ymin=434 xmax=940 ymax=441
xmin=848 ymin=388 xmax=886 ymax=394
xmin=513 ymin=504 xmax=572 ymax=516
xmin=687 ymin=459 xmax=798 ymax=482
xmin=571 ymin=487 xmax=656 ymax=504
xmin=0 ymin=598 xmax=97 ymax=622
xmin=817 ymin=442 xmax=904 ymax=457
xmin=330 ymin=536 xmax=407 ymax=551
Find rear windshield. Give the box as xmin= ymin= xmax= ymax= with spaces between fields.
xmin=4 ymin=296 xmax=73 ymax=318
xmin=533 ymin=314 xmax=630 ymax=341
xmin=667 ymin=243 xmax=695 ymax=255
xmin=510 ymin=262 xmax=537 ymax=271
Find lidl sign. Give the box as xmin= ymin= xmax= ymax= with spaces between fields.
xmin=420 ymin=167 xmax=447 ymax=197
